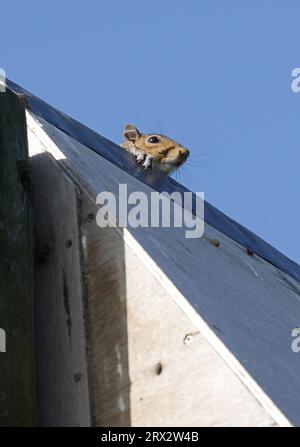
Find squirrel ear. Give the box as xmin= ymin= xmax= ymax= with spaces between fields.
xmin=123 ymin=124 xmax=141 ymax=143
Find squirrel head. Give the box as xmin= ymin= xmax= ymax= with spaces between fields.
xmin=122 ymin=124 xmax=189 ymax=174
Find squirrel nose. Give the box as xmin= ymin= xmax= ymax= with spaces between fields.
xmin=179 ymin=148 xmax=189 ymax=160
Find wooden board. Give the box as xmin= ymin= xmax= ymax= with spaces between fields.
xmin=27 ymin=134 xmax=91 ymax=426
xmin=0 ymin=90 xmax=36 ymax=426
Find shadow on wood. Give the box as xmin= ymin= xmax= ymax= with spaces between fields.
xmin=0 ymin=89 xmax=36 ymax=426
xmin=30 ymin=151 xmax=130 ymax=426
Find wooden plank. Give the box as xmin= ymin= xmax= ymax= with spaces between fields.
xmin=28 ymin=142 xmax=91 ymax=426
xmin=0 ymin=90 xmax=36 ymax=426
xmin=26 ymin=113 xmax=294 ymax=426
xmin=80 ymin=200 xmax=130 ymax=427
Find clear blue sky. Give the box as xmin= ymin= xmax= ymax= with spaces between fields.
xmin=2 ymin=1 xmax=300 ymax=263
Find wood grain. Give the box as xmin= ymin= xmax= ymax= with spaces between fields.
xmin=0 ymin=90 xmax=36 ymax=426
xmin=27 ymin=136 xmax=91 ymax=426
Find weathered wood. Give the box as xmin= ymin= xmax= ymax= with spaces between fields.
xmin=28 ymin=144 xmax=91 ymax=426
xmin=26 ymin=112 xmax=296 ymax=426
xmin=80 ymin=201 xmax=130 ymax=427
xmin=0 ymin=90 xmax=36 ymax=426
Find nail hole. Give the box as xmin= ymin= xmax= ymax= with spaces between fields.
xmin=210 ymin=238 xmax=220 ymax=247
xmin=184 ymin=334 xmax=193 ymax=345
xmin=155 ymin=362 xmax=163 ymax=375
xmin=86 ymin=213 xmax=94 ymax=223
xmin=247 ymin=248 xmax=254 ymax=257
xmin=73 ymin=372 xmax=82 ymax=383
xmin=65 ymin=239 xmax=73 ymax=248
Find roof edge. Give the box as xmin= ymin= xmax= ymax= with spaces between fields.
xmin=6 ymin=78 xmax=300 ymax=283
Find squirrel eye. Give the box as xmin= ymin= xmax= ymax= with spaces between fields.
xmin=148 ymin=136 xmax=160 ymax=144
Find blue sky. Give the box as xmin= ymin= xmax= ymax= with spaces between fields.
xmin=2 ymin=1 xmax=300 ymax=263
